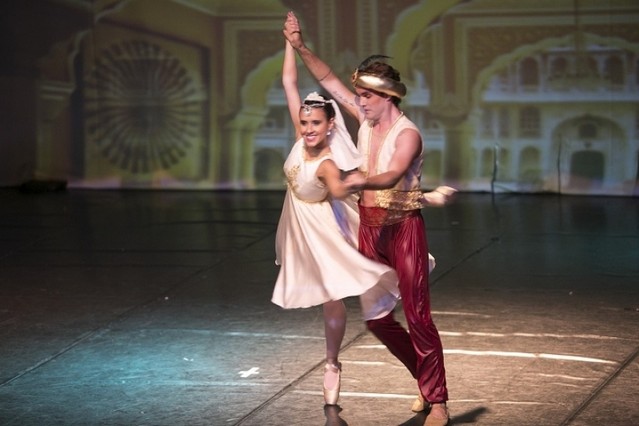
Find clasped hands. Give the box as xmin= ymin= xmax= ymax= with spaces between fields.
xmin=343 ymin=171 xmax=366 ymax=194
xmin=283 ymin=11 xmax=303 ymax=48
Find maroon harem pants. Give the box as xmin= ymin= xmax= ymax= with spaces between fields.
xmin=358 ymin=205 xmax=448 ymax=403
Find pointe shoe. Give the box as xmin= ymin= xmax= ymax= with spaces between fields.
xmin=411 ymin=393 xmax=427 ymax=412
xmin=424 ymin=403 xmax=449 ymax=426
xmin=323 ymin=362 xmax=341 ymax=405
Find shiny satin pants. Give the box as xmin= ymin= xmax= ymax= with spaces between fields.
xmin=358 ymin=206 xmax=448 ymax=403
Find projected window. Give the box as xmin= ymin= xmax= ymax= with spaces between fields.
xmin=519 ymin=57 xmax=539 ymax=90
xmin=260 ymin=107 xmax=287 ymax=132
xmin=481 ymin=108 xmax=494 ymax=138
xmin=604 ymin=55 xmax=624 ymax=88
xmin=498 ymin=108 xmax=510 ymax=138
xmin=519 ymin=147 xmax=541 ymax=183
xmin=480 ymin=148 xmax=494 ymax=178
xmin=550 ymin=57 xmax=568 ymax=79
xmin=519 ymin=107 xmax=540 ymax=138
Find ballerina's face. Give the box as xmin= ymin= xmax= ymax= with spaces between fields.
xmin=299 ymin=107 xmax=334 ymax=149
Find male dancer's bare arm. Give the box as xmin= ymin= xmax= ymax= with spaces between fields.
xmin=283 ymin=12 xmax=361 ymax=121
xmin=355 ymin=129 xmax=422 ymax=190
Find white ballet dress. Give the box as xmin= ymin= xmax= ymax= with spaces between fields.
xmin=271 ymin=139 xmax=400 ymax=320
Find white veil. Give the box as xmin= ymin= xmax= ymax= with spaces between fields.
xmin=322 ymin=99 xmax=362 ymax=243
xmin=326 ymin=99 xmax=362 ymax=171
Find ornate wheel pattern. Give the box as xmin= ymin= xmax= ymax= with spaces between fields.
xmin=84 ymin=40 xmax=202 ymax=174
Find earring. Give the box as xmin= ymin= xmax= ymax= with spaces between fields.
xmin=327 ymin=130 xmax=332 ymax=136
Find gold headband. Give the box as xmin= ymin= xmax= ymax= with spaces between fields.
xmin=351 ymin=70 xmax=406 ymax=98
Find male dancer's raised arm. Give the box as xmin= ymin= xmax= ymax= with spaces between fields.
xmin=283 ymin=12 xmax=363 ymax=123
xmin=283 ymin=11 xmax=456 ymax=206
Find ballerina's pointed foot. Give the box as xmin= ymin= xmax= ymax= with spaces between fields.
xmin=323 ymin=362 xmax=341 ymax=405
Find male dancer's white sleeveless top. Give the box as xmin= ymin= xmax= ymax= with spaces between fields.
xmin=357 ymin=114 xmax=425 ymax=210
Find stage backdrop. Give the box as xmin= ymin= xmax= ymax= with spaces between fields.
xmin=1 ymin=0 xmax=638 ymax=195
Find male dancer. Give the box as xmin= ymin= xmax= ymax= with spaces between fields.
xmin=283 ymin=11 xmax=450 ymax=426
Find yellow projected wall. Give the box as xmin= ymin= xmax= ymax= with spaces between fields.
xmin=1 ymin=0 xmax=638 ymax=195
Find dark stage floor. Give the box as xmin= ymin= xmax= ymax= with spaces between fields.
xmin=0 ymin=188 xmax=637 ymax=426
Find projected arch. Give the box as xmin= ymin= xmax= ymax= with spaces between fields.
xmin=553 ymin=115 xmax=627 ymax=194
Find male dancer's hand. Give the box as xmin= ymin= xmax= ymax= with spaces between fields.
xmin=423 ymin=186 xmax=457 ymax=206
xmin=344 ymin=170 xmax=366 ymax=193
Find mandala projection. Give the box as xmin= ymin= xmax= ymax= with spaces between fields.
xmin=84 ymin=40 xmax=203 ymax=173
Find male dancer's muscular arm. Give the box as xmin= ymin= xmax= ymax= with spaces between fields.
xmin=360 ymin=128 xmax=422 ymax=190
xmin=283 ymin=12 xmax=361 ymax=121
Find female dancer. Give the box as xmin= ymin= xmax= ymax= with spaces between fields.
xmin=271 ymin=40 xmax=400 ymax=406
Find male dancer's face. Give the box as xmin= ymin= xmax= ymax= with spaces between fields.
xmin=355 ymin=87 xmax=388 ymax=122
